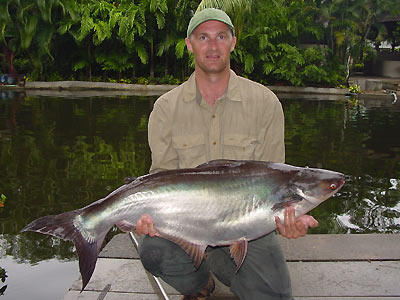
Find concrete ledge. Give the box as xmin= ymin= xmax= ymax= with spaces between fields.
xmin=24 ymin=81 xmax=177 ymax=92
xmin=24 ymin=88 xmax=167 ymax=97
xmin=349 ymin=77 xmax=400 ymax=91
xmin=21 ymin=81 xmax=349 ymax=96
xmin=269 ymin=85 xmax=347 ymax=95
xmin=2 ymin=79 xmax=399 ymax=102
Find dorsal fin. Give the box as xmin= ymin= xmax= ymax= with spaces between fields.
xmin=124 ymin=176 xmax=137 ymax=184
xmin=196 ymin=159 xmax=244 ymax=169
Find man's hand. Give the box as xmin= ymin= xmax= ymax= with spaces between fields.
xmin=275 ymin=206 xmax=318 ymax=239
xmin=135 ymin=214 xmax=160 ymax=237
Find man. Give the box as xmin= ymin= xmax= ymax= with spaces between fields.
xmin=136 ymin=8 xmax=318 ymax=300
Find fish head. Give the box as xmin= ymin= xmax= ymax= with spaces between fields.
xmin=289 ymin=167 xmax=345 ymax=207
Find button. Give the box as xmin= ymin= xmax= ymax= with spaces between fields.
xmin=212 ymin=114 xmax=216 ymax=118
xmin=212 ymin=142 xmax=216 ymax=145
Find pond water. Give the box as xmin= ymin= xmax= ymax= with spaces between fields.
xmin=0 ymin=91 xmax=399 ymax=299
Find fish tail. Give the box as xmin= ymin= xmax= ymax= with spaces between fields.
xmin=20 ymin=210 xmax=106 ymax=291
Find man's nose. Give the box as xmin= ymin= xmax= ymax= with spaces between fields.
xmin=208 ymin=38 xmax=218 ymax=49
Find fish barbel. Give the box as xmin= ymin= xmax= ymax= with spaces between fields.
xmin=21 ymin=159 xmax=345 ymax=290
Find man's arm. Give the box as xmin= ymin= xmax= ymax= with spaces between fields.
xmin=255 ymin=94 xmax=285 ymax=163
xmin=136 ymin=97 xmax=179 ymax=236
xmin=148 ymin=99 xmax=179 ymax=173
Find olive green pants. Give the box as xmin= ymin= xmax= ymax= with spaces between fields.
xmin=138 ymin=232 xmax=292 ymax=300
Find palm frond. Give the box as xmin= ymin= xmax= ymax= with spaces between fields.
xmin=196 ymin=0 xmax=251 ymax=14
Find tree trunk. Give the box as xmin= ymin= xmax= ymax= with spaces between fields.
xmin=164 ymin=53 xmax=169 ymax=76
xmin=3 ymin=46 xmax=18 ymax=74
xmin=150 ymin=39 xmax=155 ymax=78
xmin=87 ymin=37 xmax=92 ymax=81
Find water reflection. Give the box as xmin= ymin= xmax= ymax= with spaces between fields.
xmin=0 ymin=93 xmax=399 ymax=299
xmin=0 ymin=266 xmax=7 ymax=296
xmin=336 ymin=176 xmax=400 ymax=233
xmin=1 ymin=94 xmax=155 ymax=299
xmin=0 ymin=255 xmax=77 ymax=300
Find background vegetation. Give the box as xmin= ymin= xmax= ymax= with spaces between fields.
xmin=1 ymin=0 xmax=400 ymax=87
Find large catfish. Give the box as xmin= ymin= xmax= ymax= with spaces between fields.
xmin=21 ymin=159 xmax=345 ymax=290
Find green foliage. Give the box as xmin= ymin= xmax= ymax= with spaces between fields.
xmin=120 ymin=78 xmax=132 ymax=84
xmin=0 ymin=194 xmax=6 ymax=207
xmin=73 ymin=60 xmax=88 ymax=72
xmin=273 ymin=44 xmax=305 ymax=86
xmin=1 ymin=0 xmax=79 ymax=78
xmin=349 ymin=84 xmax=361 ymax=94
xmin=95 ymin=51 xmax=134 ymax=73
xmin=137 ymin=77 xmax=150 ymax=85
xmin=230 ymin=0 xmax=345 ymax=87
xmin=2 ymin=0 xmax=399 ymax=85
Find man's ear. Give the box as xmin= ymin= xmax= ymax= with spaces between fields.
xmin=230 ymin=36 xmax=237 ymax=52
xmin=185 ymin=37 xmax=193 ymax=53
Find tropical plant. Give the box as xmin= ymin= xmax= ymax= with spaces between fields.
xmin=1 ymin=0 xmax=399 ymax=85
xmin=136 ymin=0 xmax=169 ymax=77
xmin=0 ymin=0 xmax=79 ymax=78
xmin=65 ymin=0 xmax=145 ymax=80
xmin=316 ymin=0 xmax=400 ymax=78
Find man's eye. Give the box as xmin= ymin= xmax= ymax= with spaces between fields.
xmin=200 ymin=36 xmax=207 ymax=41
xmin=218 ymin=35 xmax=225 ymax=40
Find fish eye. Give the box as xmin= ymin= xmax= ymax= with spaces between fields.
xmin=330 ymin=184 xmax=336 ymax=190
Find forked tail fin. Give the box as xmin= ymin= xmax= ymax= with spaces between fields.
xmin=20 ymin=210 xmax=106 ymax=291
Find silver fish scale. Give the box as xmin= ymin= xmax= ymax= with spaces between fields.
xmin=130 ymin=176 xmax=275 ymax=245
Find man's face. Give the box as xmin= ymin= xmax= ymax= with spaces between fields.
xmin=185 ymin=20 xmax=236 ymax=75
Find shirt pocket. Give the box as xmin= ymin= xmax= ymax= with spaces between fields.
xmin=172 ymin=134 xmax=207 ymax=168
xmin=223 ymin=134 xmax=259 ymax=160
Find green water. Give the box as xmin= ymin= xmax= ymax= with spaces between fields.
xmin=0 ymin=92 xmax=399 ymax=299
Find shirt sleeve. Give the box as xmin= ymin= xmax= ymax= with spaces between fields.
xmin=148 ymin=98 xmax=179 ymax=173
xmin=254 ymin=93 xmax=285 ymax=164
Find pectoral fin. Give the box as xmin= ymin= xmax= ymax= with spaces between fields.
xmin=160 ymin=232 xmax=207 ymax=269
xmin=229 ymin=239 xmax=248 ymax=270
xmin=271 ymin=196 xmax=302 ymax=211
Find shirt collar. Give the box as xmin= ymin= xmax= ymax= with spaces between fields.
xmin=182 ymin=70 xmax=243 ymax=103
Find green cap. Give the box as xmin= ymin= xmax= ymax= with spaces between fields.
xmin=187 ymin=8 xmax=235 ymax=37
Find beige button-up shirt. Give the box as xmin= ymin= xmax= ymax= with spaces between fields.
xmin=148 ymin=70 xmax=285 ymax=173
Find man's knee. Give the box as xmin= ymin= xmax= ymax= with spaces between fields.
xmin=139 ymin=236 xmax=165 ymax=274
xmin=138 ymin=236 xmax=210 ymax=295
xmin=138 ymin=235 xmax=196 ymax=276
